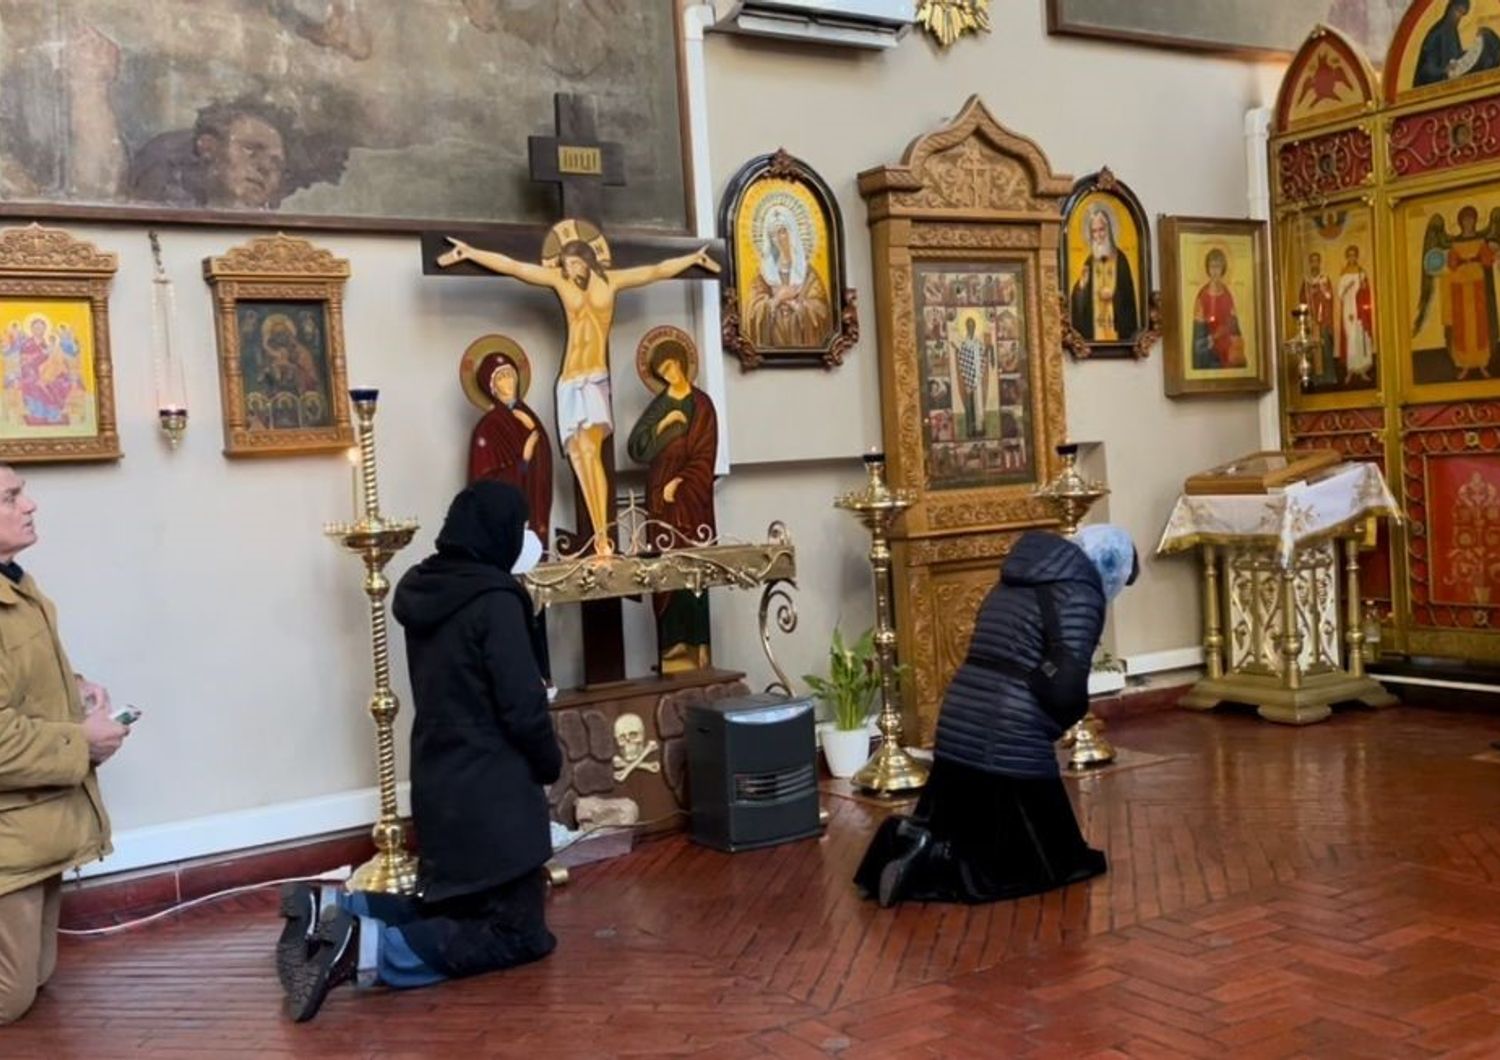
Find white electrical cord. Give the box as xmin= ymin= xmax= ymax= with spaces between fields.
xmin=58 ymin=810 xmax=689 ymax=938
xmin=58 ymin=866 xmax=354 ymax=938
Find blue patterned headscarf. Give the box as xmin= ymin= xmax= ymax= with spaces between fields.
xmin=1075 ymin=524 xmax=1137 ymax=603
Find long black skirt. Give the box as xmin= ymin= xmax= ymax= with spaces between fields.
xmin=853 ymin=757 xmax=1106 ymax=904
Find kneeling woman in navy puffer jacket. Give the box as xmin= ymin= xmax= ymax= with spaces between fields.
xmin=855 ymin=524 xmax=1137 ymax=907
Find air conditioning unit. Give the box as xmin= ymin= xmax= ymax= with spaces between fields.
xmin=710 ymin=0 xmax=916 ymax=50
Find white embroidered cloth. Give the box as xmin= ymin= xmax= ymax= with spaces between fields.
xmin=1156 ymin=462 xmax=1400 ymax=567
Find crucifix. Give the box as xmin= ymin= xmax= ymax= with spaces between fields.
xmin=420 ymin=93 xmax=722 ymax=686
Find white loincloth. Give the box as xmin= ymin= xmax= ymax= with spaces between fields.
xmin=556 ymin=370 xmax=613 ymax=448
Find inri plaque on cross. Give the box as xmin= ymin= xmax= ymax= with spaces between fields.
xmin=527 ymin=94 xmax=626 ymax=225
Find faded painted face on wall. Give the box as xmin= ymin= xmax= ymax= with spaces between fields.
xmin=196 ymin=111 xmax=288 ymax=208
xmin=0 ymin=4 xmax=688 ymax=228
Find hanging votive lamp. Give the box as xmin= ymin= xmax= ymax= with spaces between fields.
xmin=149 ymin=231 xmax=188 ymax=447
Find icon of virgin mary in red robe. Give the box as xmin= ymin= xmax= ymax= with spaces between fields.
xmin=627 ymin=331 xmax=718 ymax=674
xmin=467 ymin=347 xmax=553 ymax=546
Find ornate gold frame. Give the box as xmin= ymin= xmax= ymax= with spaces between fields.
xmin=0 ymin=224 xmax=121 ymax=464
xmin=718 ymin=148 xmax=858 ymax=371
xmin=203 ymin=233 xmax=355 ymax=457
xmin=1058 ymin=166 xmax=1161 ymax=361
xmin=1160 ymin=215 xmax=1273 ymax=398
xmin=859 ymin=96 xmax=1070 ymax=742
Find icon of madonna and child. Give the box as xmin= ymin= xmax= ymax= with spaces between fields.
xmin=237 ymin=304 xmax=332 ymax=431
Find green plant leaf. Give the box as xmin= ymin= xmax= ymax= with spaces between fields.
xmin=803 ymin=625 xmax=884 ymax=730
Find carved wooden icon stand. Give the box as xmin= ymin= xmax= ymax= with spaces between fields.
xmin=859 ymin=96 xmax=1072 ymax=743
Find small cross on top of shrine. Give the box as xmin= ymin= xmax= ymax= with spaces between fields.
xmin=527 ymin=93 xmax=626 ymax=225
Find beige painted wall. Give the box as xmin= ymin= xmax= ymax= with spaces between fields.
xmin=27 ymin=6 xmax=1289 ymax=851
xmin=703 ymin=7 xmax=1281 ymax=658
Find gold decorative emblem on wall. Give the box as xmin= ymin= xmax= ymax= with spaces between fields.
xmin=916 ymin=0 xmax=992 ymax=48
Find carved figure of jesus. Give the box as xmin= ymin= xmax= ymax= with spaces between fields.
xmin=438 ymin=230 xmax=718 ymax=554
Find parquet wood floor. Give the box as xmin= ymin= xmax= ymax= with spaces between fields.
xmin=8 ymin=707 xmax=1500 ymax=1057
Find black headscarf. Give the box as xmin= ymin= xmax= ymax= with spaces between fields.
xmin=436 ymin=480 xmax=529 ymax=569
xmin=394 ymin=481 xmax=551 ymax=680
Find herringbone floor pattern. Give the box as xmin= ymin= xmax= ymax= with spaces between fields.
xmin=8 ymin=707 xmax=1500 ymax=1057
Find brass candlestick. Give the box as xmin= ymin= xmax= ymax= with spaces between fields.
xmin=1037 ymin=442 xmax=1109 ymax=537
xmin=1037 ymin=444 xmax=1115 ymax=770
xmin=325 ymin=388 xmax=420 ymax=894
xmin=836 ymin=453 xmax=928 ymax=795
xmin=1285 ymin=303 xmax=1316 ymax=390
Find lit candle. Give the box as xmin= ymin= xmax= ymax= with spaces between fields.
xmin=347 ymin=446 xmax=363 ymax=517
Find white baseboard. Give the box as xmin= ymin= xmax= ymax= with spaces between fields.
xmin=1371 ymin=673 xmax=1500 ymax=694
xmin=1088 ymin=669 xmax=1127 ymax=696
xmin=1089 ymin=645 xmax=1200 ymax=697
xmin=76 ymin=782 xmax=411 ymax=880
xmin=1125 ymin=647 xmax=1204 ymax=676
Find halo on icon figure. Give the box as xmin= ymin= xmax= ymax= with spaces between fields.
xmin=460 ymin=333 xmax=532 ymax=410
xmin=635 ymin=324 xmax=700 ymax=394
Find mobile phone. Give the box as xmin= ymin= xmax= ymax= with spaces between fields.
xmin=111 ymin=705 xmax=141 ymax=726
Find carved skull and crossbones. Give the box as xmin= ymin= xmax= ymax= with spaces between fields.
xmin=612 ymin=712 xmax=660 ymax=782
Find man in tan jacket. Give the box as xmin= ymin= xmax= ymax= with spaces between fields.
xmin=0 ymin=464 xmax=130 ymax=1023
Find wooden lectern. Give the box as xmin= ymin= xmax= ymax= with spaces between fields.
xmin=1159 ymin=451 xmax=1400 ymax=725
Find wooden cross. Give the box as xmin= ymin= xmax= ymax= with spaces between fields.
xmin=527 ymin=94 xmax=626 ymax=227
xmin=420 ymin=93 xmax=720 ymax=688
xmin=419 ymin=93 xmax=719 ymax=281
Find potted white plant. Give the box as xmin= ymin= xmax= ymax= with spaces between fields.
xmin=804 ymin=627 xmax=880 ymax=778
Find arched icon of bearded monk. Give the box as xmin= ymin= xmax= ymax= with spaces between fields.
xmin=438 ymin=220 xmax=719 ymax=555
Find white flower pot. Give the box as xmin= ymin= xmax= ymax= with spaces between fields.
xmin=820 ymin=723 xmax=872 ymax=779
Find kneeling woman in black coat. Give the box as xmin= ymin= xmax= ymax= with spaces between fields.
xmin=855 ymin=524 xmax=1137 ymax=907
xmin=280 ymin=481 xmax=561 ymax=1020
